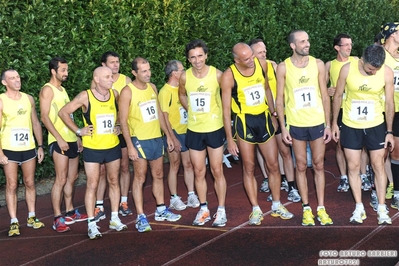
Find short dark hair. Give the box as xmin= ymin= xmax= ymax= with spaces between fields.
xmin=362 ymin=44 xmax=385 ymax=68
xmin=1 ymin=69 xmax=15 ymax=81
xmin=248 ymin=38 xmax=264 ymax=47
xmin=49 ymin=57 xmax=67 ymax=75
xmin=101 ymin=51 xmax=120 ymax=64
xmin=185 ymin=39 xmax=208 ymax=58
xmin=131 ymin=57 xmax=149 ymax=72
xmin=287 ymin=30 xmax=306 ymax=44
xmin=333 ymin=33 xmax=352 ymax=47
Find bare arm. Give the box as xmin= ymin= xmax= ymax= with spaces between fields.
xmin=384 ymin=66 xmax=395 ymax=151
xmin=29 ymin=95 xmax=44 ymax=163
xmin=275 ymin=61 xmax=291 ymax=144
xmin=317 ymin=59 xmax=331 ymax=143
xmin=0 ymin=99 xmax=8 ymax=165
xmin=331 ymin=63 xmax=349 ymax=142
xmin=260 ymin=59 xmax=278 ymax=129
xmin=325 ymin=61 xmax=335 ymax=97
xmin=221 ymin=68 xmax=239 ymax=157
xmin=178 ymin=72 xmax=188 ymax=110
xmin=59 ymin=91 xmax=92 ymax=137
xmin=118 ymin=85 xmax=138 ymax=160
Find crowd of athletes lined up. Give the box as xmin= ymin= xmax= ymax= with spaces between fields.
xmin=2 ymin=22 xmax=399 ymax=240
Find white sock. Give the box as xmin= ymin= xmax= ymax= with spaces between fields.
xmin=28 ymin=212 xmax=35 ymax=218
xmin=111 ymin=212 xmax=119 ymax=221
xmin=272 ymin=201 xmax=280 ymax=210
xmin=121 ymin=196 xmax=127 ymax=203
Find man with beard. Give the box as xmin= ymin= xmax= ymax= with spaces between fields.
xmin=276 ymin=30 xmax=333 ymax=226
xmin=40 ymin=57 xmax=87 ymax=233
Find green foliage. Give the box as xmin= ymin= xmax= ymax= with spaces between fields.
xmin=0 ymin=0 xmax=398 ymax=185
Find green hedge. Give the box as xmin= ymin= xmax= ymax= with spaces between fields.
xmin=0 ymin=0 xmax=398 ymax=185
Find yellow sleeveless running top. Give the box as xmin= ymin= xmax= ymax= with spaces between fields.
xmin=284 ymin=56 xmax=325 ymax=127
xmin=343 ymin=60 xmax=385 ymax=128
xmin=0 ymin=92 xmax=35 ymax=151
xmin=127 ymin=83 xmax=162 ymax=139
xmin=158 ymin=83 xmax=187 ymax=134
xmin=82 ymin=89 xmax=119 ymax=149
xmin=266 ymin=60 xmax=277 ymax=100
xmin=230 ymin=57 xmax=268 ymax=115
xmin=384 ymin=50 xmax=399 ymax=112
xmin=113 ymin=74 xmax=128 ymax=94
xmin=185 ymin=66 xmax=223 ymax=133
xmin=43 ymin=83 xmax=77 ymax=145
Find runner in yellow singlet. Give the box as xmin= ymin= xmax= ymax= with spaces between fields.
xmin=380 ymin=22 xmax=399 ymax=209
xmin=0 ymin=69 xmax=45 ymax=237
xmin=325 ymin=34 xmax=361 ymax=193
xmin=179 ymin=39 xmax=228 ymax=227
xmin=59 ymin=66 xmax=127 ymax=239
xmin=119 ymin=57 xmax=181 ymax=233
xmin=94 ymin=51 xmax=134 ymax=222
xmin=40 ymin=57 xmax=87 ymax=233
xmin=332 ymin=44 xmax=394 ymax=225
xmin=276 ymin=30 xmax=333 ymax=227
xmin=222 ymin=43 xmax=294 ymax=226
xmin=159 ymin=60 xmax=200 ymax=211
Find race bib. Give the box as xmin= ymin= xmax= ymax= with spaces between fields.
xmin=350 ymin=100 xmax=375 ymax=122
xmin=189 ymin=92 xmax=211 ymax=113
xmin=139 ymin=100 xmax=158 ymax=123
xmin=96 ymin=114 xmax=115 ymax=134
xmin=243 ymin=84 xmax=265 ymax=106
xmin=294 ymin=86 xmax=317 ymax=109
xmin=179 ymin=106 xmax=188 ymax=124
xmin=10 ymin=128 xmax=30 ymax=148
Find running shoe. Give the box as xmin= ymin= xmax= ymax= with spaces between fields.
xmin=88 ymin=222 xmax=102 ymax=240
xmin=187 ymin=194 xmax=200 ymax=208
xmin=192 ymin=209 xmax=211 ymax=226
xmin=349 ymin=208 xmax=367 ymax=224
xmin=361 ymin=174 xmax=372 ymax=191
xmin=281 ymin=177 xmax=289 ymax=192
xmin=266 ymin=194 xmax=272 ymax=202
xmin=317 ymin=208 xmax=333 ymax=225
xmin=27 ymin=216 xmax=45 ymax=229
xmin=136 ymin=214 xmax=152 ymax=232
xmin=119 ymin=202 xmax=133 ymax=216
xmin=386 ymin=183 xmax=394 ymax=200
xmin=94 ymin=207 xmax=106 ymax=222
xmin=169 ymin=196 xmax=187 ymax=211
xmin=337 ymin=176 xmax=349 ymax=192
xmin=287 ymin=188 xmax=301 ymax=202
xmin=109 ymin=218 xmax=128 ymax=231
xmin=302 ymin=207 xmax=315 ymax=226
xmin=259 ymin=178 xmax=270 ymax=193
xmin=271 ymin=204 xmax=294 ymax=220
xmin=65 ymin=209 xmax=88 ymax=225
xmin=370 ymin=191 xmax=378 ymax=211
xmin=212 ymin=210 xmax=227 ymax=227
xmin=155 ymin=208 xmax=182 ymax=222
xmin=8 ymin=222 xmax=20 ymax=237
xmin=377 ymin=207 xmax=392 ymax=225
xmin=248 ymin=210 xmax=264 ymax=225
xmin=391 ymin=195 xmax=399 ymax=209
xmin=53 ymin=216 xmax=70 ymax=233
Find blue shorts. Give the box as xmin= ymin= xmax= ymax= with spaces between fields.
xmin=132 ymin=137 xmax=164 ymax=160
xmin=289 ymin=123 xmax=324 ymax=141
xmin=3 ymin=149 xmax=36 ymax=165
xmin=163 ymin=130 xmax=189 ymax=152
xmin=82 ymin=145 xmax=121 ymax=163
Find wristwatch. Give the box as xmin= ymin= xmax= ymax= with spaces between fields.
xmin=76 ymin=128 xmax=81 ymax=136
